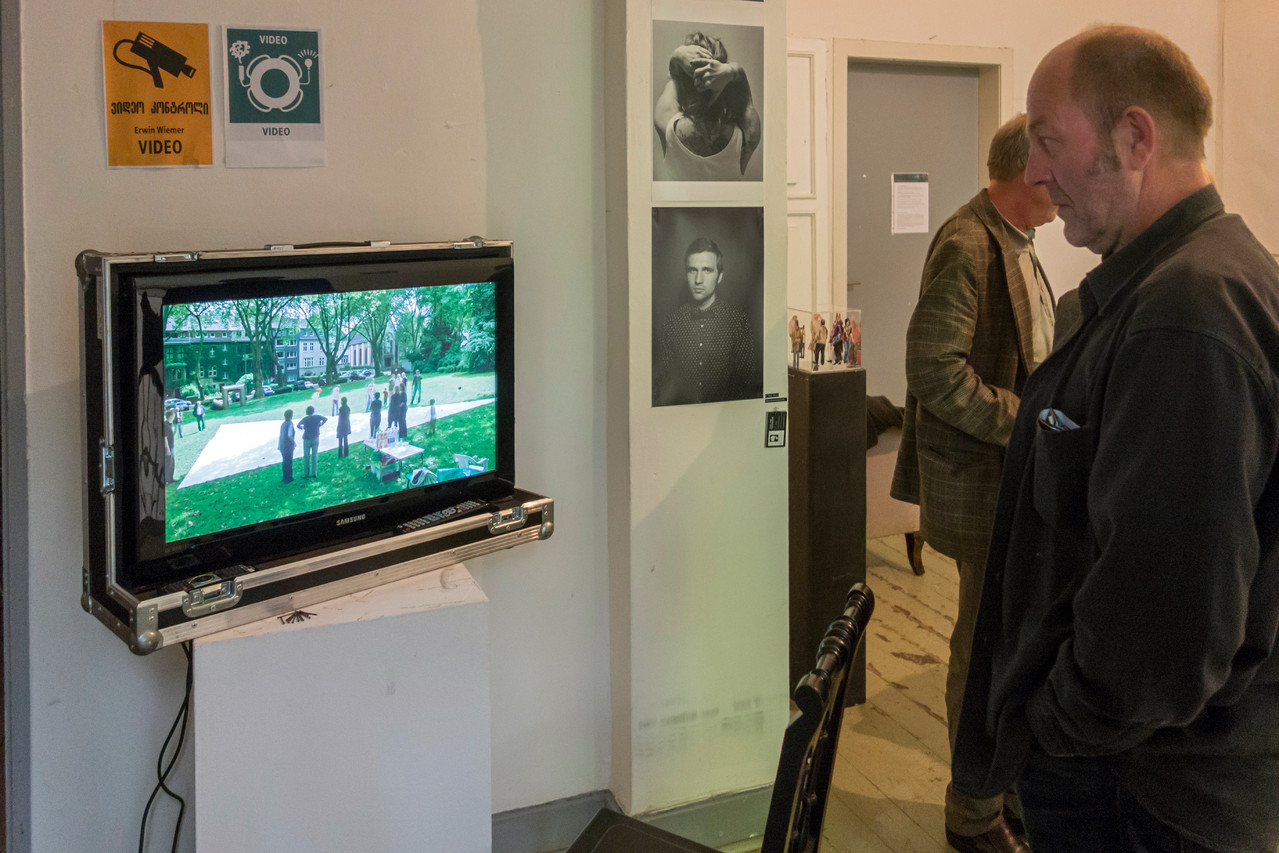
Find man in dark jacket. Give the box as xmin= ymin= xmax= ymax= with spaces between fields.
xmin=954 ymin=26 xmax=1279 ymax=852
xmin=891 ymin=113 xmax=1057 ymax=853
xmin=369 ymin=392 xmax=382 ymax=438
xmin=391 ymin=385 xmax=408 ymax=440
xmin=278 ymin=409 xmax=296 ymax=484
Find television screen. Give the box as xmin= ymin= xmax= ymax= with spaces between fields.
xmin=86 ymin=243 xmax=515 ymax=593
xmin=160 ymin=281 xmax=498 ymax=544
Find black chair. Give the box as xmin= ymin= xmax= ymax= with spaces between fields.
xmin=567 ymin=583 xmax=875 ymax=853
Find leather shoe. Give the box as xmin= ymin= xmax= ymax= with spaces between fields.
xmin=945 ymin=817 xmax=1030 ymax=853
xmin=1002 ymin=808 xmax=1027 ymax=840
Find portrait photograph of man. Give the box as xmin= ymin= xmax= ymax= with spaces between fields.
xmin=651 ymin=206 xmax=764 ymax=407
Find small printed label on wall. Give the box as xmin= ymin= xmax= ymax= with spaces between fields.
xmin=891 ymin=172 xmax=929 ymax=234
xmin=223 ymin=25 xmax=325 ymax=167
xmin=765 ymin=410 xmax=787 ymax=448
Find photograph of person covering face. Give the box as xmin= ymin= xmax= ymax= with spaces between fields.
xmin=652 ymin=20 xmax=763 ymax=183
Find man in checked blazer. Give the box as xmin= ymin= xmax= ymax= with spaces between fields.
xmin=890 ymin=113 xmax=1058 ymax=853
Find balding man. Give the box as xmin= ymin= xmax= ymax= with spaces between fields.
xmin=953 ymin=26 xmax=1279 ymax=852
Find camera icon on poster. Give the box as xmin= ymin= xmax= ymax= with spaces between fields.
xmin=229 ymin=40 xmax=317 ymax=114
xmin=114 ymin=31 xmax=197 ymax=89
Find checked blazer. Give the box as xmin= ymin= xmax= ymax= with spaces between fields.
xmin=890 ymin=189 xmax=1049 ymax=564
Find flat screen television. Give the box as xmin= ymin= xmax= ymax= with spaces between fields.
xmin=80 ymin=241 xmax=548 ymax=653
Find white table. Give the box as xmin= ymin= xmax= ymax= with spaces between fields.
xmin=362 ymin=438 xmax=425 ymax=482
xmin=193 ymin=563 xmax=492 ymax=852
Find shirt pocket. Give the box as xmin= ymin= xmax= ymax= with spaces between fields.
xmin=1032 ymin=421 xmax=1093 ymax=537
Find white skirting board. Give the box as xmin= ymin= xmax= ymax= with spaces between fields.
xmin=193 ymin=563 xmax=492 ymax=853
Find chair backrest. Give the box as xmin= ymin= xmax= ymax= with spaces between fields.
xmin=454 ymin=453 xmax=488 ymax=471
xmin=760 ymin=582 xmax=875 ymax=853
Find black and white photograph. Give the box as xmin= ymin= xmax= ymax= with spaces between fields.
xmin=652 ymin=206 xmax=764 ymax=407
xmin=652 ymin=18 xmax=764 ymax=184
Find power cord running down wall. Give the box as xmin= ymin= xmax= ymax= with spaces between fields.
xmin=138 ymin=641 xmax=193 ymax=853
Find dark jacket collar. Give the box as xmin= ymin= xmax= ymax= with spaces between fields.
xmin=1080 ymin=184 xmax=1224 ymax=318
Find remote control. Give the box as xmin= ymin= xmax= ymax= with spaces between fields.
xmin=395 ymin=499 xmax=488 ymax=534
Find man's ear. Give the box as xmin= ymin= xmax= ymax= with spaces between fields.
xmin=1113 ymin=106 xmax=1156 ymax=170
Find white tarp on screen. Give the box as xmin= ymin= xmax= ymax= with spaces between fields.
xmin=178 ymin=398 xmax=494 ymax=487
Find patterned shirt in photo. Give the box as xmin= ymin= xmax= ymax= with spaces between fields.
xmin=655 ymin=302 xmax=757 ymax=405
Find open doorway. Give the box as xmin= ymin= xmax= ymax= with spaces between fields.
xmin=831 ymin=41 xmax=1010 ymax=403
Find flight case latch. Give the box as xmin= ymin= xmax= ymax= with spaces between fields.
xmin=182 ymin=576 xmax=245 ymax=618
xmin=488 ymin=506 xmax=527 ymax=534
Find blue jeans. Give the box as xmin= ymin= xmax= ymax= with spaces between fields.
xmin=1017 ymin=746 xmax=1225 ymax=853
xmin=303 ymin=438 xmax=319 ymax=477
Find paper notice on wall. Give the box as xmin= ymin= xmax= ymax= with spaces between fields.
xmin=102 ymin=21 xmax=213 ymax=167
xmin=891 ymin=173 xmax=929 ymax=234
xmin=223 ymin=26 xmax=324 ymax=167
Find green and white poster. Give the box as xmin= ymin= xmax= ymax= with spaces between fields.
xmin=223 ymin=26 xmax=323 ymax=167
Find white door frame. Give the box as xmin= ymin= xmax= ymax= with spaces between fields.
xmin=786 ymin=38 xmax=831 ymax=325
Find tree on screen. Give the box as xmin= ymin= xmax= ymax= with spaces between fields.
xmin=351 ymin=290 xmax=395 ymax=376
xmin=230 ymin=296 xmax=295 ymax=399
xmin=169 ymin=302 xmax=218 ymax=398
xmin=297 ymin=293 xmax=358 ymax=385
xmin=393 ymin=288 xmax=432 ymax=371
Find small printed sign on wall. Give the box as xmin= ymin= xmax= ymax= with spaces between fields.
xmin=891 ymin=172 xmax=929 ymax=234
xmin=766 ymin=410 xmax=787 ymax=448
xmin=102 ymin=21 xmax=213 ymax=167
xmin=223 ymin=26 xmax=324 ymax=167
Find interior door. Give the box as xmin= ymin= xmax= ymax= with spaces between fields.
xmin=846 ymin=61 xmax=980 ymax=401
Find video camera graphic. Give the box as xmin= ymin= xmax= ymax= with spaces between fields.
xmin=114 ymin=32 xmax=196 ymax=89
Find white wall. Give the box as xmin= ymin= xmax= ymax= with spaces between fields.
xmin=9 ymin=0 xmax=1246 ymax=849
xmin=1220 ymin=0 xmax=1279 ymax=255
xmin=13 ymin=0 xmax=608 ymax=848
xmin=788 ymin=0 xmax=1224 ymax=325
xmin=612 ymin=0 xmax=791 ymax=814
xmin=472 ymin=0 xmax=612 ymax=813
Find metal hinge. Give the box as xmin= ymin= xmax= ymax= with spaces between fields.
xmin=100 ymin=441 xmax=115 ymax=495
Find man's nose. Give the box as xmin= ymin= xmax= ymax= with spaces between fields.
xmin=1025 ymin=149 xmax=1050 ymax=186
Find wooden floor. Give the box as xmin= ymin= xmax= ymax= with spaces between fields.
xmin=818 ymin=534 xmax=958 ymax=853
xmin=546 ymin=534 xmax=960 ymax=853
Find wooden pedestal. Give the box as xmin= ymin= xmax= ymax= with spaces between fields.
xmin=787 ymin=367 xmax=867 ymax=703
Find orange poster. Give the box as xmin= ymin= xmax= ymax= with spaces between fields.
xmin=102 ymin=21 xmax=213 ymax=167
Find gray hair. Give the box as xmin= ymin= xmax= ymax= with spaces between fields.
xmin=987 ymin=113 xmax=1030 ymax=182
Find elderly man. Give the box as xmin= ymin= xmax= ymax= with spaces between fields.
xmin=953 ymin=26 xmax=1279 ymax=852
xmin=891 ymin=112 xmax=1056 ymax=853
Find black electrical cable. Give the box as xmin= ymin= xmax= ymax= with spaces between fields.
xmin=113 ymin=39 xmax=151 ymax=77
xmin=138 ymin=642 xmax=193 ymax=853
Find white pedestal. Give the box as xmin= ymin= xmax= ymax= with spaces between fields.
xmin=193 ymin=563 xmax=491 ymax=853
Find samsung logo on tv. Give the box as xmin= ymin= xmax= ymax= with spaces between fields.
xmin=335 ymin=514 xmax=367 ymax=527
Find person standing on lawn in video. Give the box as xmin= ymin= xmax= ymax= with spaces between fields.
xmin=298 ymin=405 xmax=328 ymax=479
xmin=278 ymin=409 xmax=296 ymax=484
